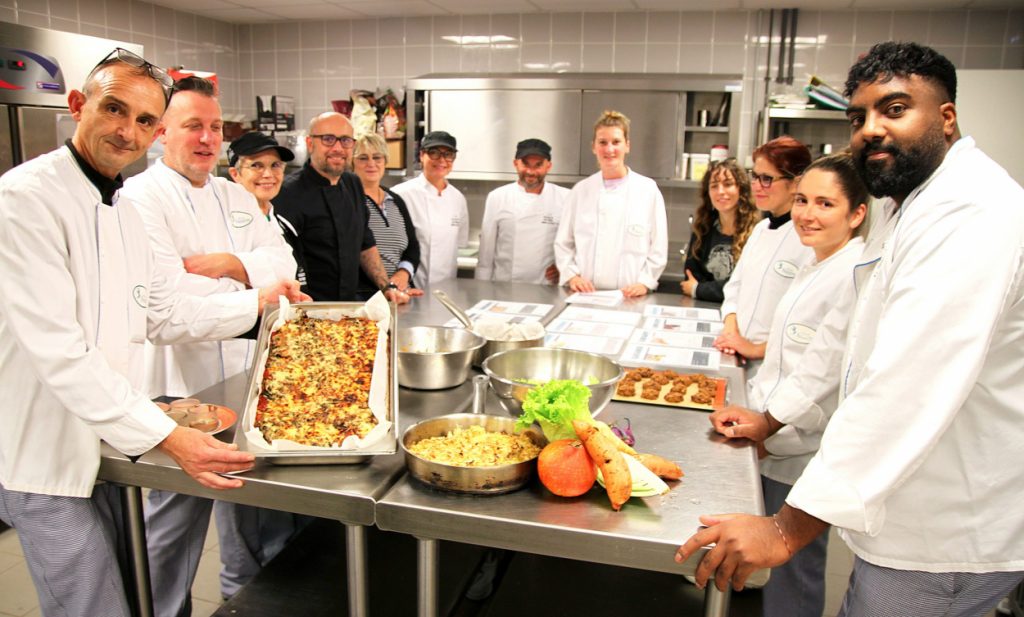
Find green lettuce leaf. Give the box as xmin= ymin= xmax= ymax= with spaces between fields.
xmin=514 ymin=379 xmax=592 ymax=441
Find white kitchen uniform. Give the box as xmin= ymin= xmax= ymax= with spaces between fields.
xmin=720 ymin=218 xmax=812 ymax=345
xmin=391 ymin=174 xmax=468 ymax=289
xmin=475 ymin=181 xmax=569 ymax=284
xmin=554 ymin=170 xmax=668 ymax=290
xmin=0 ymin=146 xmax=257 ymax=615
xmin=751 ymin=237 xmax=863 ymax=485
xmin=787 ymin=138 xmax=1024 ymax=573
xmin=121 ymin=159 xmax=296 ymax=398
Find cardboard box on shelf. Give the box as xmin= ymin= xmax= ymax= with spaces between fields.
xmin=386 ymin=139 xmax=404 ymax=169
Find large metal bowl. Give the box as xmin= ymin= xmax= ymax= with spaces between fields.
xmin=482 ymin=347 xmax=625 ymax=418
xmin=401 ymin=413 xmax=547 ymax=494
xmin=397 ymin=327 xmax=485 ymax=390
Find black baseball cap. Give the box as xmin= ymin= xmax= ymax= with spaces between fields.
xmin=421 ymin=131 xmax=457 ymax=151
xmin=515 ymin=138 xmax=551 ymax=160
xmin=228 ymin=131 xmax=295 ymax=166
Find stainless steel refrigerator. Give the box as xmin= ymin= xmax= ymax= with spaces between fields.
xmin=0 ymin=21 xmax=146 ymax=176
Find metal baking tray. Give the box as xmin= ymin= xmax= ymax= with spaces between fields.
xmin=233 ymin=300 xmax=398 ymax=465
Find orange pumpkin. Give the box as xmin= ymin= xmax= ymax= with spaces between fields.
xmin=537 ymin=439 xmax=597 ymax=497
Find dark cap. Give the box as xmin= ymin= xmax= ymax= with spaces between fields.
xmin=515 ymin=138 xmax=552 ymax=160
xmin=420 ymin=131 xmax=457 ymax=151
xmin=228 ymin=131 xmax=295 ymax=167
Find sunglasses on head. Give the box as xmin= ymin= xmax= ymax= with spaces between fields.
xmin=91 ymin=48 xmax=173 ymax=101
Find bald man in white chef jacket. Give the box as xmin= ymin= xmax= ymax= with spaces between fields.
xmin=120 ymin=77 xmax=297 ymax=617
xmin=0 ymin=52 xmax=304 ymax=617
xmin=475 ymin=138 xmax=569 ymax=285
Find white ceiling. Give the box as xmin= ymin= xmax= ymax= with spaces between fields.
xmin=150 ymin=0 xmax=1020 ymax=24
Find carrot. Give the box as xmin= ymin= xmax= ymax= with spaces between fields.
xmin=573 ymin=419 xmax=631 ymax=510
xmin=636 ymin=453 xmax=684 ymax=480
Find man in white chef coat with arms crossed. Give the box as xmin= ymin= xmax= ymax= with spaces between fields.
xmin=119 ymin=76 xmax=301 ymax=617
xmin=675 ymin=41 xmax=1024 ymax=616
xmin=475 ymin=138 xmax=569 ymax=284
xmin=0 ymin=50 xmax=306 ymax=617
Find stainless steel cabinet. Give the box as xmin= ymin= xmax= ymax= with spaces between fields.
xmin=579 ymin=90 xmax=681 ymax=179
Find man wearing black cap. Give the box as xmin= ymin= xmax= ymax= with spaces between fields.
xmin=476 ymin=138 xmax=569 ymax=284
xmin=391 ymin=130 xmax=469 ymax=289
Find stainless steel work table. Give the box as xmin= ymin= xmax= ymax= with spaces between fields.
xmin=376 ymin=279 xmax=768 ymax=617
xmin=98 ymin=373 xmax=408 ymax=617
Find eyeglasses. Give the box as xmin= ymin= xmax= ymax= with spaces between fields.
xmin=241 ymin=161 xmax=286 ymax=173
xmin=424 ymin=147 xmax=456 ymax=161
xmin=92 ymin=48 xmax=173 ymax=99
xmin=311 ymin=134 xmax=355 ymax=148
xmin=354 ymin=154 xmax=387 ymax=165
xmin=751 ymin=172 xmax=792 ymax=188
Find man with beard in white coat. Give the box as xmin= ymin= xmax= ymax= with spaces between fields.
xmin=0 ymin=50 xmax=304 ymax=617
xmin=475 ymin=138 xmax=569 ymax=285
xmin=676 ymin=42 xmax=1024 ymax=616
xmin=120 ymin=77 xmax=299 ymax=617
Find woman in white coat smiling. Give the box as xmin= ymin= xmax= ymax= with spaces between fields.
xmin=728 ymin=152 xmax=868 ymax=617
xmin=554 ymin=110 xmax=668 ymax=297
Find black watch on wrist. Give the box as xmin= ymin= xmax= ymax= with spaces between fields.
xmin=384 ymin=282 xmax=399 ymax=292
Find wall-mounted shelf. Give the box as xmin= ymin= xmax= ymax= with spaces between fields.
xmin=764 ymin=108 xmax=848 ymax=121
xmin=684 ymin=126 xmax=730 ymax=133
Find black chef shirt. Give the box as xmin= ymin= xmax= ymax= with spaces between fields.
xmin=274 ymin=162 xmax=376 ymax=300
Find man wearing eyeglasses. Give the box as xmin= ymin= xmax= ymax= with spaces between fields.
xmin=119 ymin=77 xmax=300 ymax=617
xmin=0 ymin=51 xmax=306 ymax=617
xmin=391 ymin=131 xmax=469 ymax=289
xmin=274 ymin=112 xmax=406 ymax=303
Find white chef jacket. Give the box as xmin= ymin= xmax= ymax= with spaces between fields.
xmin=719 ymin=218 xmax=812 ymax=343
xmin=787 ymin=137 xmax=1024 ymax=572
xmin=748 ymin=237 xmax=863 ymax=485
xmin=0 ymin=147 xmax=258 ymax=498
xmin=475 ymin=181 xmax=569 ymax=284
xmin=121 ymin=160 xmax=296 ymax=397
xmin=391 ymin=174 xmax=468 ymax=289
xmin=553 ymin=170 xmax=668 ymax=290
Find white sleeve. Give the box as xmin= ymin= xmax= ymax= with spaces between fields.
xmin=458 ymin=194 xmax=470 ymax=249
xmin=719 ymin=223 xmax=760 ymax=317
xmin=787 ymin=197 xmax=1022 ymax=534
xmin=475 ymin=191 xmax=498 ymax=281
xmin=228 ymin=191 xmax=297 ymax=287
xmin=554 ymin=187 xmax=581 ymax=285
xmin=637 ymin=183 xmax=668 ymax=290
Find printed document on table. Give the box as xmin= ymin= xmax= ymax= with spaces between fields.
xmin=643 ymin=304 xmax=722 ymax=322
xmin=546 ymin=318 xmax=636 ymax=340
xmin=642 ymin=317 xmax=724 ymax=335
xmin=442 ymin=299 xmax=553 ymax=328
xmin=564 ymin=290 xmax=625 ymax=307
xmin=619 ymin=343 xmax=721 ymax=371
xmin=628 ymin=329 xmax=717 ymax=350
xmin=544 ymin=333 xmax=626 ymax=356
xmin=557 ymin=305 xmax=643 ymax=327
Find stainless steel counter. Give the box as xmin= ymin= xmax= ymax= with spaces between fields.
xmin=380 ymin=279 xmax=765 ymax=617
xmin=98 ymin=278 xmax=761 ymax=617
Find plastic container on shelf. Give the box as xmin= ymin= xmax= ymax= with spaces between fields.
xmin=689 ymin=153 xmax=711 ymax=181
xmin=710 ymin=144 xmax=729 ymax=162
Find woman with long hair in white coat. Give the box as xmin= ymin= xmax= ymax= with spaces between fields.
xmin=553 ymin=110 xmax=668 ymax=297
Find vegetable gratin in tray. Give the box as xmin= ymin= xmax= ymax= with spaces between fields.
xmin=234 ymin=295 xmax=398 ymax=464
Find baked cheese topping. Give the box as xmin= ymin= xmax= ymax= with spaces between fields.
xmin=257 ymin=314 xmax=380 ymax=447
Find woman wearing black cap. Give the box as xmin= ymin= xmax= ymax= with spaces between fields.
xmin=227 ymin=131 xmax=294 ymax=219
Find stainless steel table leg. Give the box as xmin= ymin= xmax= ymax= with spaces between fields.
xmin=703 ymin=582 xmax=731 ymax=617
xmin=120 ymin=485 xmax=153 ymax=617
xmin=416 ymin=537 xmax=439 ymax=617
xmin=345 ymin=524 xmax=368 ymax=617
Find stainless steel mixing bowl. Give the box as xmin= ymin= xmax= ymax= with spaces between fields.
xmin=482 ymin=347 xmax=625 ymax=418
xmin=397 ymin=326 xmax=485 ymax=390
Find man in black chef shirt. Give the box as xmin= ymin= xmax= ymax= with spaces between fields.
xmin=275 ymin=112 xmax=407 ymax=304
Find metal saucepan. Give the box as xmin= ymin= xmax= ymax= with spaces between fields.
xmin=432 ymin=290 xmax=545 ymax=366
xmin=401 ymin=375 xmax=547 ymax=494
xmin=397 ymin=326 xmax=485 ymax=390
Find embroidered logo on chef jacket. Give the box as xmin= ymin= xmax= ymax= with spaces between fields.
xmin=773 ymin=260 xmax=799 ymax=278
xmin=132 ymin=285 xmax=149 ymax=308
xmin=450 ymin=216 xmax=462 ymax=227
xmin=230 ymin=211 xmax=254 ymax=228
xmin=541 ymin=214 xmax=558 ymax=225
xmin=785 ymin=322 xmax=816 ymax=345
xmin=627 ymin=224 xmax=648 ymax=237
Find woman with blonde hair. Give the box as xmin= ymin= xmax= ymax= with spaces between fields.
xmin=554 ymin=110 xmax=668 ymax=297
xmin=681 ymin=158 xmax=759 ymax=302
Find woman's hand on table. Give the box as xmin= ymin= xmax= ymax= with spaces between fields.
xmin=157 ymin=427 xmax=255 ymax=490
xmin=621 ymin=283 xmax=649 ymax=298
xmin=713 ymin=332 xmax=764 ymax=360
xmin=568 ymin=275 xmax=596 ymax=293
xmin=384 ymin=288 xmax=411 ymax=305
xmin=680 ymin=269 xmax=698 ymax=297
xmin=390 ymin=270 xmax=424 ymax=296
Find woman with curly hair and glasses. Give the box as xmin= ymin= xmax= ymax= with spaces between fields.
xmin=681 ymin=158 xmax=759 ymax=302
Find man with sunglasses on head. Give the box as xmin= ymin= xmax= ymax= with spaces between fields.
xmin=274 ymin=112 xmax=407 ymax=303
xmin=0 ymin=50 xmax=306 ymax=617
xmin=119 ymin=77 xmax=301 ymax=617
xmin=391 ymin=131 xmax=469 ymax=289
